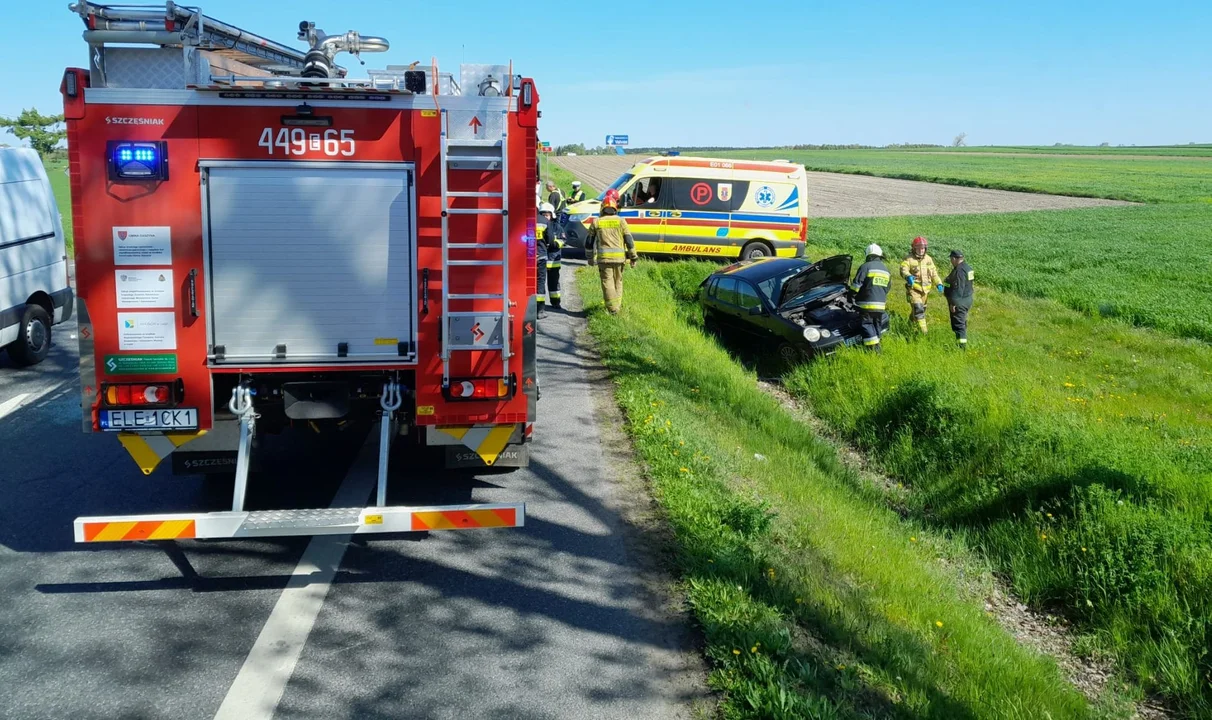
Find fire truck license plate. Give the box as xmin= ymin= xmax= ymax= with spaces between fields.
xmin=100 ymin=409 xmax=199 ymax=431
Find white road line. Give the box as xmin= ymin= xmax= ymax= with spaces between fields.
xmin=0 ymin=381 xmax=66 ymax=421
xmin=213 ymin=431 xmax=379 ymax=720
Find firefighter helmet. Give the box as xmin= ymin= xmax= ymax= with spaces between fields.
xmin=539 ymin=202 xmax=555 ymax=215
xmin=865 ymin=243 xmax=884 ymax=258
xmin=912 ymin=236 xmax=928 ymax=254
xmin=602 ymin=188 xmax=620 ymax=209
xmin=571 ymin=180 xmax=581 ymax=188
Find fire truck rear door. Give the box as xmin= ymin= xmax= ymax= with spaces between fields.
xmin=202 ymin=162 xmax=417 ymax=366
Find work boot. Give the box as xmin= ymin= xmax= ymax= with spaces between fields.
xmin=538 ymin=306 xmax=548 ymax=319
xmin=551 ymin=298 xmax=561 ymax=309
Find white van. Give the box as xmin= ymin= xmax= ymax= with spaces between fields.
xmin=1 ymin=148 xmax=73 ymax=366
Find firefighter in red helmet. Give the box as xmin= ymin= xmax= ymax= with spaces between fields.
xmin=899 ymin=235 xmax=943 ymax=334
xmin=585 ymin=189 xmax=637 ymax=314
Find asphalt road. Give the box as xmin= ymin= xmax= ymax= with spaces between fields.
xmin=0 ymin=267 xmax=703 ymax=719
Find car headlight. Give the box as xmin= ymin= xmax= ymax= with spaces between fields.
xmin=820 ymin=329 xmax=832 ymax=338
xmin=802 ymin=327 xmax=821 ymax=342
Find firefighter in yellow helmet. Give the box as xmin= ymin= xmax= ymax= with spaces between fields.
xmin=585 ymin=188 xmax=637 ymax=315
xmin=899 ymin=236 xmax=944 ymax=333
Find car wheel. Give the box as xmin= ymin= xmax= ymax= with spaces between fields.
xmin=741 ymin=241 xmax=775 ymax=261
xmin=703 ymin=314 xmax=722 ymax=337
xmin=777 ymin=342 xmax=805 ymax=366
xmin=8 ymin=304 xmax=52 ymax=366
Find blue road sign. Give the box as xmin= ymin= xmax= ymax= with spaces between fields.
xmin=605 ymin=134 xmax=630 ymax=146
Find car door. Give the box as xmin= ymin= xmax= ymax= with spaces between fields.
xmin=732 ymin=279 xmax=771 ymax=339
xmin=712 ymin=276 xmax=741 ymax=333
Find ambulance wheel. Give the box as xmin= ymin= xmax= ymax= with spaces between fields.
xmin=8 ymin=304 xmax=52 ymax=366
xmin=740 ymin=241 xmax=775 ymax=261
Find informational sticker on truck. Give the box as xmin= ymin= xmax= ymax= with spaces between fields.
xmin=104 ymin=354 xmax=178 ymax=375
xmin=118 ymin=312 xmax=176 ymax=351
xmin=115 ymin=270 xmax=174 ymax=308
xmin=113 ymin=226 xmax=172 ymax=265
xmin=99 ymin=408 xmax=198 ymax=431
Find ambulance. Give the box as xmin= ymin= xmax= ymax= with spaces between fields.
xmin=562 ymin=156 xmax=809 ymax=260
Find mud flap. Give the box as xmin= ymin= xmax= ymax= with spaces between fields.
xmin=445 ymin=443 xmax=529 ymax=469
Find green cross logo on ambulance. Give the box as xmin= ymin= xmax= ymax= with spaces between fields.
xmin=561 ymin=156 xmax=810 ymax=260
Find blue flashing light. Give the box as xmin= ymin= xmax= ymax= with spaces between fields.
xmin=110 ymin=141 xmax=166 ymax=180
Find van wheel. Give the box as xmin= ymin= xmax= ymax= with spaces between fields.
xmin=9 ymin=305 xmax=52 ymax=366
xmin=741 ymin=241 xmax=775 ymax=261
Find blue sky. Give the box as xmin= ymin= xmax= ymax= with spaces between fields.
xmin=3 ymin=0 xmax=1209 ymax=148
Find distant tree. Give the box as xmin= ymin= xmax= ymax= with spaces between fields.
xmin=556 ymin=143 xmax=587 ymax=156
xmin=1099 ymin=142 xmax=1110 ymax=147
xmin=953 ymin=132 xmax=967 ymax=147
xmin=0 ymin=108 xmax=66 ymax=157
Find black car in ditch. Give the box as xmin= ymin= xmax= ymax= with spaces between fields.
xmin=698 ymin=255 xmax=889 ymax=363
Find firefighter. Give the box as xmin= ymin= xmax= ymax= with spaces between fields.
xmin=535 ymin=202 xmax=559 ymax=318
xmin=849 ymin=243 xmax=891 ymax=352
xmin=899 ymin=235 xmax=943 ymax=334
xmin=585 ymin=188 xmax=637 ymax=315
xmin=943 ymin=249 xmax=975 ymax=349
xmin=545 ymin=181 xmax=565 ymax=218
xmin=568 ymin=180 xmax=587 ymax=204
xmin=539 ymin=202 xmax=564 ymax=309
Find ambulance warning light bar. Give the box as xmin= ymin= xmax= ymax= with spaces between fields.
xmin=75 ymin=503 xmax=525 ymax=542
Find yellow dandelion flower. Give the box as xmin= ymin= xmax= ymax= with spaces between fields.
xmin=1040 ymin=533 xmax=1048 ymax=540
xmin=795 ymin=597 xmax=803 ymax=604
xmin=679 ymin=467 xmax=689 ymax=473
xmin=679 ymin=441 xmax=685 ymax=446
xmin=1063 ymin=382 xmax=1075 ymax=388
xmin=910 ymin=536 xmax=917 ymax=543
xmin=1046 ymin=513 xmax=1053 ymax=518
xmin=732 ymin=649 xmax=740 ymax=655
xmin=1081 ymin=547 xmax=1087 ymax=552
xmin=750 ymin=646 xmax=757 ymax=653
xmin=837 ymin=664 xmax=846 ymax=670
xmin=665 ymin=419 xmax=671 ymax=426
xmin=935 ymin=621 xmax=944 ymax=628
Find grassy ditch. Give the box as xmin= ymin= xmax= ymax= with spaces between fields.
xmin=575 ymin=264 xmax=1101 ymax=719
xmin=650 ymin=250 xmax=1212 ymax=715
xmin=43 ymin=157 xmax=73 ymax=254
xmin=545 ymin=160 xmax=598 ymax=197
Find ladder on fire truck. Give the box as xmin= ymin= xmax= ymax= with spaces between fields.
xmin=439 ymin=108 xmax=513 ymax=389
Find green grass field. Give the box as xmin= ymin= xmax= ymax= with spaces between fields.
xmin=544 ymin=160 xmax=598 ymax=197
xmin=576 ymin=265 xmax=1109 ymax=719
xmin=900 ymin=145 xmax=1212 ymax=157
xmin=712 ymin=148 xmax=1212 ymax=203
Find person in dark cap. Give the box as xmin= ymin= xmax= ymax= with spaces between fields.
xmin=942 ymin=249 xmax=975 ymax=349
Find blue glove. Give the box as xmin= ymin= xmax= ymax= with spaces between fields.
xmin=937 ymin=284 xmax=945 ymax=293
xmin=906 ymin=274 xmax=916 ymax=287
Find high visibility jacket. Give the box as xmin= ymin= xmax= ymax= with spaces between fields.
xmin=943 ymin=261 xmax=975 ymax=308
xmin=586 ymin=211 xmax=636 ymax=266
xmin=899 ymin=253 xmax=942 ymax=303
xmin=547 ymin=189 xmax=566 ymax=216
xmin=536 ymin=218 xmax=564 ymax=262
xmin=849 ymin=257 xmax=891 ymax=311
xmin=568 ymin=188 xmax=586 ymax=203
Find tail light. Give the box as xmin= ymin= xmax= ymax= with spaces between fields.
xmin=103 ymin=382 xmax=174 ymax=407
xmin=444 ymin=376 xmax=514 ymax=401
xmin=798 ymin=217 xmax=809 ymax=240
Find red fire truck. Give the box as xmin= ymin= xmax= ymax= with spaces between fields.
xmin=63 ymin=2 xmax=539 ymax=543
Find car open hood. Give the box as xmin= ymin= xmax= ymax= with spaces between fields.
xmin=779 ymin=255 xmax=852 ymax=306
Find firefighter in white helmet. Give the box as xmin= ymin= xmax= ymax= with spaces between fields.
xmin=849 ymin=243 xmax=891 ymax=351
xmin=536 ymin=202 xmax=563 ymax=317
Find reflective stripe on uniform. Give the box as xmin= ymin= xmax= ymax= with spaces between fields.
xmin=863 ymin=336 xmax=881 ymax=346
xmin=857 ymin=302 xmax=886 ymax=310
xmin=546 ymin=261 xmax=561 ymax=268
xmin=600 ymin=249 xmax=626 ymax=256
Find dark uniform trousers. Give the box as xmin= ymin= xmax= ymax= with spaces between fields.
xmin=950 ymin=304 xmax=969 ymax=343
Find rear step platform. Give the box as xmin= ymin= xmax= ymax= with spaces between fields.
xmin=74 ymin=380 xmax=525 ymax=543
xmin=76 ymin=503 xmax=525 ymax=542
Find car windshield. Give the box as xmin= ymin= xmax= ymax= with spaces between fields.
xmin=596 ymin=173 xmax=634 ymax=201
xmin=756 ymin=266 xmax=807 ymax=304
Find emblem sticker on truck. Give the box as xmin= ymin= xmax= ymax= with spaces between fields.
xmin=258 ymin=128 xmax=355 ymax=157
